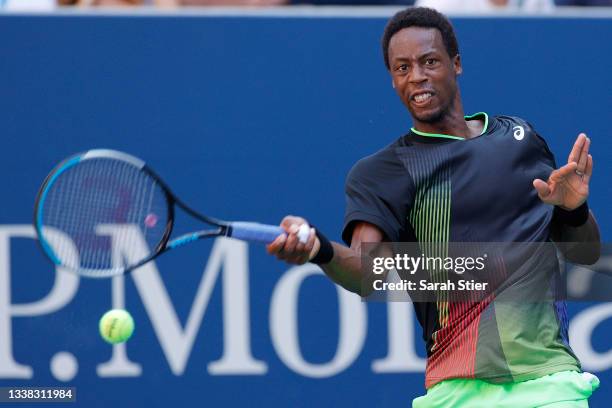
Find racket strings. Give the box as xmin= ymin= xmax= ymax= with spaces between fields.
xmin=143 ymin=177 xmax=158 ymax=243
xmin=39 ymin=158 xmax=169 ymax=274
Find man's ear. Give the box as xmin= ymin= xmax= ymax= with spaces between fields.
xmin=454 ymin=54 xmax=463 ymax=76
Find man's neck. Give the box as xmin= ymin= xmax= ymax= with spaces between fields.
xmin=412 ymin=100 xmax=484 ymax=139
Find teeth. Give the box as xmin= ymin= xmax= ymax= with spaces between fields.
xmin=414 ymin=93 xmax=432 ymax=103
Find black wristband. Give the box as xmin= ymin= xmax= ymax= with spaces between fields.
xmin=553 ymin=202 xmax=590 ymax=227
xmin=310 ymin=228 xmax=334 ymax=265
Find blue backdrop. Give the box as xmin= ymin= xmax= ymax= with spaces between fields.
xmin=0 ymin=13 xmax=611 ymax=407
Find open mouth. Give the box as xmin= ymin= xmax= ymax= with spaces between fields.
xmin=411 ymin=92 xmax=434 ymax=106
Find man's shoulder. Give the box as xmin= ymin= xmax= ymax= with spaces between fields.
xmin=491 ymin=114 xmax=554 ymax=161
xmin=492 ymin=114 xmax=537 ymax=133
xmin=347 ymin=137 xmax=406 ymax=181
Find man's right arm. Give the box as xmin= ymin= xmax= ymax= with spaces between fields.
xmin=321 ymin=221 xmax=385 ymax=295
xmin=267 ymin=216 xmax=385 ymax=296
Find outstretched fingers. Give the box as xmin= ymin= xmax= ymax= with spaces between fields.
xmin=576 ymin=136 xmax=590 ymax=174
xmin=568 ymin=133 xmax=587 ymax=164
xmin=583 ymin=154 xmax=593 ymax=184
xmin=533 ymin=178 xmax=551 ymax=200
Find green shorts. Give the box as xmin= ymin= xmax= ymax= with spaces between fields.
xmin=413 ymin=370 xmax=600 ymax=408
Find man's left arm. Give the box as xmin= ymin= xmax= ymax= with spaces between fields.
xmin=533 ymin=133 xmax=601 ymax=265
xmin=550 ymin=205 xmax=601 ymax=265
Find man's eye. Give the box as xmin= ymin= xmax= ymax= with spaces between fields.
xmin=425 ymin=58 xmax=437 ymax=65
xmin=397 ymin=64 xmax=408 ymax=72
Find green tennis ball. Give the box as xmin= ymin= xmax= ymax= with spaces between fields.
xmin=99 ymin=309 xmax=134 ymax=344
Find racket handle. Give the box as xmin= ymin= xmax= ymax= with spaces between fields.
xmin=229 ymin=222 xmax=284 ymax=243
xmin=229 ymin=222 xmax=310 ymax=244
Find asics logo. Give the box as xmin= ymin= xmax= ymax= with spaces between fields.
xmin=513 ymin=126 xmax=525 ymax=141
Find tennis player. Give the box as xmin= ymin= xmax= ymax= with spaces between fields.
xmin=267 ymin=7 xmax=601 ymax=408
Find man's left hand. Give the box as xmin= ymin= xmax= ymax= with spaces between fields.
xmin=533 ymin=133 xmax=593 ymax=210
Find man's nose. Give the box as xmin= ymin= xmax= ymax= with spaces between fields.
xmin=408 ymin=65 xmax=427 ymax=83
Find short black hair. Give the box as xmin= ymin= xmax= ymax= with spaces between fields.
xmin=382 ymin=7 xmax=459 ymax=70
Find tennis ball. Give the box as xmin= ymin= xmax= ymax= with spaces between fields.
xmin=99 ymin=309 xmax=134 ymax=344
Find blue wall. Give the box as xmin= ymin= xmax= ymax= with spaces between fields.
xmin=0 ymin=14 xmax=611 ymax=407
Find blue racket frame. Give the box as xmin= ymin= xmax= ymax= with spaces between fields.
xmin=34 ymin=149 xmax=285 ymax=277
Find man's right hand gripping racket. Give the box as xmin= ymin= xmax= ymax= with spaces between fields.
xmin=34 ymin=149 xmax=309 ymax=278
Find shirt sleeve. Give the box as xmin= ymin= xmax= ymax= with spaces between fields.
xmin=342 ymin=147 xmax=415 ymax=246
xmin=527 ymin=121 xmax=557 ymax=169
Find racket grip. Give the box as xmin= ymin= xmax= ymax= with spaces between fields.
xmin=229 ymin=222 xmax=285 ymax=243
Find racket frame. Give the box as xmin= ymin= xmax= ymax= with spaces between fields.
xmin=33 ymin=149 xmax=231 ymax=276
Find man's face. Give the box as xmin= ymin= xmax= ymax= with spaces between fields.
xmin=388 ymin=27 xmax=462 ymax=124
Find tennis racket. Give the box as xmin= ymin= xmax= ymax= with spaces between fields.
xmin=34 ymin=149 xmax=309 ymax=278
